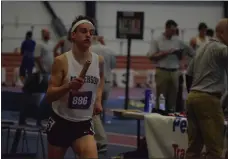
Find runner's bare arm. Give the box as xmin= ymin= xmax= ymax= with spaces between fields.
xmin=46 ymin=56 xmax=70 ymax=103
xmin=95 ymin=55 xmax=105 ymax=104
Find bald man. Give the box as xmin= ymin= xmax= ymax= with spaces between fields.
xmin=34 ymin=29 xmax=55 ymax=125
xmin=34 ymin=29 xmax=55 ymax=74
xmin=185 ymin=19 xmax=228 ymax=159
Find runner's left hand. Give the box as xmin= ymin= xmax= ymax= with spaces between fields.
xmin=93 ymin=102 xmax=103 ymax=115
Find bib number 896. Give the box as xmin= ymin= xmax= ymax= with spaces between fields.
xmin=72 ymin=96 xmax=88 ymax=105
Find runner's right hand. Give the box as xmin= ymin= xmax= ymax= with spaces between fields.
xmin=69 ymin=77 xmax=84 ymax=90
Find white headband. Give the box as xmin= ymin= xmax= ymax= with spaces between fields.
xmin=71 ymin=20 xmax=94 ymax=33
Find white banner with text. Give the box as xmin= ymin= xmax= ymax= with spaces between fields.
xmin=144 ymin=114 xmax=228 ymax=159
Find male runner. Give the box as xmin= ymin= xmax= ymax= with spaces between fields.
xmin=185 ymin=18 xmax=228 ymax=159
xmin=46 ymin=15 xmax=104 ymax=159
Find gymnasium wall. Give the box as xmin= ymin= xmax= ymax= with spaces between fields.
xmin=2 ymin=1 xmax=84 ymax=52
xmin=2 ymin=1 xmax=224 ymax=54
xmin=96 ymin=1 xmax=223 ymax=55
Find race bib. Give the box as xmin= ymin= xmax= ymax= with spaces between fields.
xmin=68 ymin=91 xmax=92 ymax=109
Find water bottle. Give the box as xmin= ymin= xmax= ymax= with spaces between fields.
xmin=151 ymin=95 xmax=156 ymax=111
xmin=149 ymin=93 xmax=154 ymax=113
xmin=144 ymin=89 xmax=153 ymax=113
xmin=159 ymin=94 xmax=166 ymax=111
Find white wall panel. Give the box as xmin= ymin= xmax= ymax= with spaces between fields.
xmin=96 ymin=1 xmax=224 ymax=55
xmin=2 ymin=1 xmax=85 ymax=52
xmin=49 ymin=1 xmax=85 ymax=30
xmin=2 ymin=1 xmax=223 ymax=54
xmin=2 ymin=1 xmax=51 ymax=25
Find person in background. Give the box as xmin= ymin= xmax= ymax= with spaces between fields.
xmin=206 ymin=28 xmax=214 ymax=39
xmin=210 ymin=26 xmax=228 ymax=114
xmin=18 ymin=29 xmax=54 ymax=126
xmin=148 ymin=20 xmax=194 ymax=113
xmin=91 ymin=35 xmax=116 ymax=152
xmin=190 ymin=22 xmax=209 ymax=50
xmin=34 ymin=28 xmax=55 ymax=126
xmin=221 ymin=90 xmax=228 ymax=112
xmin=34 ymin=29 xmax=54 ymax=77
xmin=53 ymin=29 xmax=72 ymax=56
xmin=19 ymin=31 xmax=36 ymax=82
xmin=185 ymin=18 xmax=228 ymax=159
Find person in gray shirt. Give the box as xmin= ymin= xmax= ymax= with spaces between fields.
xmin=185 ymin=18 xmax=228 ymax=159
xmin=34 ymin=29 xmax=55 ymax=75
xmin=33 ymin=29 xmax=55 ymax=125
xmin=90 ymin=36 xmax=116 ymax=152
xmin=148 ymin=20 xmax=194 ymax=112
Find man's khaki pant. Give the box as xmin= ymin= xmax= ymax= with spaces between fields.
xmin=155 ymin=68 xmax=179 ymax=111
xmin=185 ymin=91 xmax=224 ymax=159
xmin=93 ymin=115 xmax=107 ymax=147
xmin=93 ymin=91 xmax=109 ymax=147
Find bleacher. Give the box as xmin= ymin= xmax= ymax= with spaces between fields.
xmin=1 ymin=53 xmax=155 ymax=86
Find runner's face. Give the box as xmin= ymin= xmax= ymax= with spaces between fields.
xmin=71 ymin=23 xmax=95 ymax=48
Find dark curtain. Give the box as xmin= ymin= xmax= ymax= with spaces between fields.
xmin=224 ymin=2 xmax=228 ymax=18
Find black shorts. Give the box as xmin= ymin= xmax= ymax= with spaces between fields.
xmin=46 ymin=111 xmax=94 ymax=148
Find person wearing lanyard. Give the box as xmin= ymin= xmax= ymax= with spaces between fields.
xmin=148 ymin=19 xmax=194 ymax=113
xmin=91 ymin=35 xmax=116 ymax=152
xmin=185 ymin=18 xmax=228 ymax=159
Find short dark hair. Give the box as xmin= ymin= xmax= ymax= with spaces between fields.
xmin=68 ymin=15 xmax=95 ymax=40
xmin=206 ymin=28 xmax=214 ymax=37
xmin=165 ymin=20 xmax=178 ymax=28
xmin=198 ymin=22 xmax=207 ymax=31
xmin=26 ymin=31 xmax=32 ymax=39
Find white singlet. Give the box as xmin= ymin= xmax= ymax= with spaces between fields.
xmin=52 ymin=50 xmax=100 ymax=122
